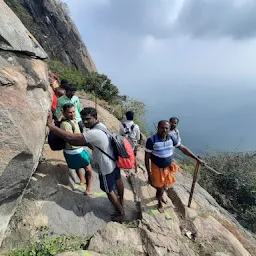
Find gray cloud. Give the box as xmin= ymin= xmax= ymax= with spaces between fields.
xmin=93 ymin=0 xmax=175 ymax=38
xmin=91 ymin=0 xmax=256 ymax=40
xmin=177 ymin=0 xmax=256 ymax=39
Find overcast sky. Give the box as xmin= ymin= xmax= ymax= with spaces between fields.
xmin=63 ymin=0 xmax=256 ymax=152
xmin=64 ymin=0 xmax=256 ymax=93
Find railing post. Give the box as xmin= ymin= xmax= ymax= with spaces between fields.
xmin=188 ymin=160 xmax=200 ymax=208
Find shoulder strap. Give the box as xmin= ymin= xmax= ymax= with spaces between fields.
xmin=131 ymin=124 xmax=135 ymax=131
xmin=67 ymin=120 xmax=75 ymax=133
xmin=123 ymin=123 xmax=127 ymax=128
xmin=93 ymin=145 xmax=116 ymax=162
xmin=91 ymin=125 xmax=116 ymax=162
xmin=93 ymin=125 xmax=112 ymax=136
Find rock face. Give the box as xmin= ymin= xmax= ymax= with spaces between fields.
xmin=0 ymin=144 xmax=139 ymax=252
xmin=88 ymin=222 xmax=145 ymax=255
xmin=0 ymin=0 xmax=50 ymax=246
xmin=5 ymin=0 xmax=97 ymax=74
xmin=0 ymin=0 xmax=47 ymax=59
xmin=129 ymin=150 xmax=256 ymax=256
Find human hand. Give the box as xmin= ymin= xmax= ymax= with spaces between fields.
xmin=46 ymin=111 xmax=53 ymax=127
xmin=197 ymin=158 xmax=205 ymax=166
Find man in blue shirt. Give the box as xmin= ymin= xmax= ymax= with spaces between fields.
xmin=145 ymin=120 xmax=203 ymax=212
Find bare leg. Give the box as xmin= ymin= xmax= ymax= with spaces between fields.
xmin=162 ymin=196 xmax=167 ymax=204
xmin=116 ymin=178 xmax=124 ymax=207
xmin=156 ymin=187 xmax=165 ymax=213
xmin=85 ymin=165 xmax=93 ymax=195
xmin=134 ymin=150 xmax=138 ymax=173
xmin=107 ymin=191 xmax=125 ymax=218
xmin=134 ymin=158 xmax=138 ymax=173
xmin=77 ymin=168 xmax=86 ymax=184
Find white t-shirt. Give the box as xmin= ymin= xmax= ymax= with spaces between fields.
xmin=119 ymin=120 xmax=140 ymax=145
xmin=83 ymin=123 xmax=116 ymax=175
xmin=169 ymin=129 xmax=181 ymax=144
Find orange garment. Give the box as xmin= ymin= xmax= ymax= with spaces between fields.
xmin=151 ymin=162 xmax=180 ymax=188
xmin=51 ymin=93 xmax=58 ymax=110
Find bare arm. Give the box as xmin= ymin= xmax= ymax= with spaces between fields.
xmin=177 ymin=144 xmax=203 ymax=164
xmin=47 ymin=112 xmax=86 ymax=146
xmin=48 ymin=123 xmax=86 ymax=146
xmin=144 ymin=152 xmax=151 ymax=176
xmin=136 ymin=126 xmax=141 ymax=141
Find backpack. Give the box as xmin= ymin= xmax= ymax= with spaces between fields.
xmin=94 ymin=125 xmax=135 ymax=169
xmin=48 ymin=120 xmax=75 ymax=151
xmin=123 ymin=123 xmax=136 ymax=149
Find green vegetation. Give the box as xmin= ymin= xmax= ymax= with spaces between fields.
xmin=48 ymin=60 xmax=86 ymax=88
xmin=48 ymin=60 xmax=148 ymax=134
xmin=48 ymin=61 xmax=119 ymax=103
xmin=198 ymin=152 xmax=256 ymax=232
xmin=5 ymin=0 xmax=40 ymax=36
xmin=120 ymin=96 xmax=147 ymax=135
xmin=83 ymin=72 xmax=119 ymax=103
xmin=6 ymin=235 xmax=89 ymax=256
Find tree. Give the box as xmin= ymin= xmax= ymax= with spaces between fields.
xmin=48 ymin=60 xmax=85 ymax=87
xmin=84 ymin=72 xmax=119 ymax=103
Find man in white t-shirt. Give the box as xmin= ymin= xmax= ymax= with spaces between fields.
xmin=47 ymin=107 xmax=125 ymax=221
xmin=169 ymin=117 xmax=181 ymax=144
xmin=120 ymin=111 xmax=140 ymax=173
xmin=119 ymin=111 xmax=140 ymax=152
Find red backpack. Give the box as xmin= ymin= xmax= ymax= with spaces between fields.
xmin=94 ymin=126 xmax=135 ymax=169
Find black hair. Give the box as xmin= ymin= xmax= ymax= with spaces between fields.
xmin=169 ymin=117 xmax=179 ymax=123
xmin=80 ymin=107 xmax=97 ymax=119
xmin=60 ymin=79 xmax=69 ymax=90
xmin=61 ymin=79 xmax=69 ymax=86
xmin=158 ymin=120 xmax=169 ymax=127
xmin=63 ymin=103 xmax=74 ymax=112
xmin=65 ymin=83 xmax=77 ymax=92
xmin=125 ymin=111 xmax=134 ymax=121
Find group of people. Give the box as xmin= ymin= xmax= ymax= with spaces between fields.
xmin=47 ymin=74 xmax=203 ymax=220
xmin=48 ymin=74 xmax=141 ymax=221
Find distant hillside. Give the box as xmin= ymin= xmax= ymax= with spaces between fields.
xmin=5 ymin=0 xmax=97 ymax=74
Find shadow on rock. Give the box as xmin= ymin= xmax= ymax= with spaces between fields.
xmin=1 ymin=159 xmax=139 ymax=251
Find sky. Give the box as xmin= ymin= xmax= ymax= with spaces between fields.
xmin=64 ymin=0 xmax=256 ymax=153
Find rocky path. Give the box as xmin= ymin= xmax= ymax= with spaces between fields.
xmin=1 ymin=146 xmax=256 ymax=256
xmin=1 ymin=144 xmax=138 ymax=252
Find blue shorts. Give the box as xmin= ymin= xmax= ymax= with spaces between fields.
xmin=63 ymin=148 xmax=91 ymax=171
xmin=99 ymin=167 xmax=121 ymax=193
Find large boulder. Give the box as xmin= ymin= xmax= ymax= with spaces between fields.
xmin=0 ymin=1 xmax=50 ymax=246
xmin=88 ymin=222 xmax=145 ymax=256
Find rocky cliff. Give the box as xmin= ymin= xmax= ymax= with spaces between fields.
xmin=1 ymin=1 xmax=256 ymax=255
xmin=1 ymin=98 xmax=256 ymax=256
xmin=0 ymin=0 xmax=51 ymax=246
xmin=5 ymin=0 xmax=97 ymax=74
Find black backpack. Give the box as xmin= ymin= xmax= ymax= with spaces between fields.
xmin=123 ymin=123 xmax=136 ymax=149
xmin=93 ymin=125 xmax=129 ymax=160
xmin=48 ymin=120 xmax=75 ymax=151
xmin=123 ymin=123 xmax=135 ymax=135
